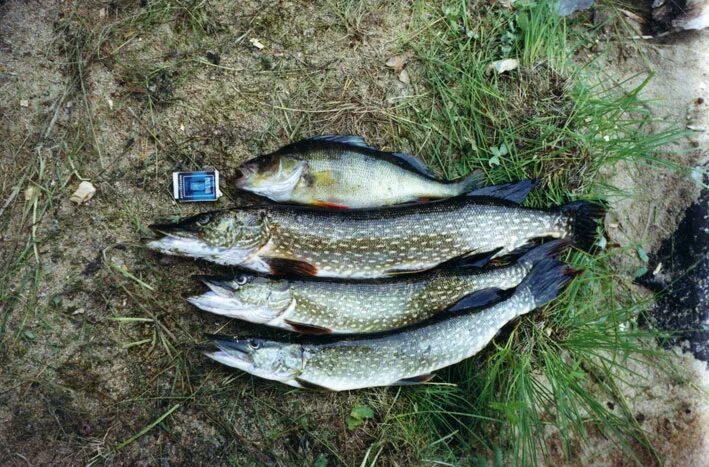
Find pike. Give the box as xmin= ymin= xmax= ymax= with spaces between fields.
xmin=147 ymin=180 xmax=603 ymax=279
xmin=187 ymin=240 xmax=568 ymax=335
xmin=234 ymin=135 xmax=483 ymax=208
xmin=202 ymin=259 xmax=578 ymax=391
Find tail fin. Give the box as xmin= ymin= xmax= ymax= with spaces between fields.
xmin=518 ymin=239 xmax=571 ymax=266
xmin=517 ymin=259 xmax=580 ymax=308
xmin=466 ymin=179 xmax=538 ymax=204
xmin=559 ymin=201 xmax=606 ymax=252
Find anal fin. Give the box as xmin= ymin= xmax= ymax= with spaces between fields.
xmin=284 ymin=319 xmax=332 ymax=335
xmin=446 ymin=287 xmax=512 ymax=313
xmin=442 ymin=247 xmax=504 ymax=270
xmin=265 ymin=258 xmax=318 ymax=277
xmin=395 ymin=373 xmax=435 ymax=385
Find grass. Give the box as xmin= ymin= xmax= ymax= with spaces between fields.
xmin=371 ymin=0 xmax=688 ymax=464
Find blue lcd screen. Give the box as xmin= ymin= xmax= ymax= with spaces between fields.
xmin=175 ymin=171 xmax=218 ymax=201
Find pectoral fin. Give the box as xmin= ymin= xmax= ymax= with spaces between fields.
xmin=264 ymin=258 xmax=318 ymax=277
xmin=284 ymin=320 xmax=333 ymax=335
xmin=394 ymin=373 xmax=435 ymax=385
xmin=295 ymin=378 xmax=335 ymax=391
xmin=311 ymin=200 xmax=349 ymax=209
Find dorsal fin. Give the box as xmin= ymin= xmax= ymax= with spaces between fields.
xmin=304 ymin=134 xmax=375 ymax=149
xmin=388 ymin=152 xmax=437 ymax=177
xmin=466 ymin=179 xmax=538 ymax=204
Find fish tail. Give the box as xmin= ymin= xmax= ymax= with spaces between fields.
xmin=517 ymin=258 xmax=580 ymax=308
xmin=559 ymin=201 xmax=606 ymax=252
xmin=452 ymin=170 xmax=484 ymax=194
xmin=518 ymin=238 xmax=571 ymax=265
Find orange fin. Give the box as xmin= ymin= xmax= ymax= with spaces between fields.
xmin=417 ymin=197 xmax=432 ymax=203
xmin=284 ymin=320 xmax=332 ymax=335
xmin=265 ymin=258 xmax=318 ymax=277
xmin=312 ymin=200 xmax=350 ymax=209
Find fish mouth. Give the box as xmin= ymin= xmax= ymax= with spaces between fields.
xmin=209 ymin=334 xmax=252 ymax=354
xmin=194 ymin=275 xmax=238 ymax=295
xmin=149 ymin=221 xmax=192 ymax=238
xmin=234 ymin=164 xmax=257 ymax=188
xmin=203 ymin=334 xmax=254 ymax=364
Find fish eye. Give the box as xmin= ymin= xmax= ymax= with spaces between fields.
xmin=248 ymin=339 xmax=261 ymax=350
xmin=236 ymin=275 xmax=249 ymax=285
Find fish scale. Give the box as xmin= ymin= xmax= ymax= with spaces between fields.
xmin=204 ymin=259 xmax=575 ymax=390
xmin=298 ymin=295 xmax=534 ymax=390
xmin=148 ymin=190 xmax=603 ymax=279
xmin=188 ymin=241 xmax=565 ymax=334
xmin=234 ymin=136 xmax=481 ymax=208
xmin=254 ymin=199 xmax=563 ymax=278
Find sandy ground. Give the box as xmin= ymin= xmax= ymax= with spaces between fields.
xmin=0 ymin=1 xmax=707 ymax=465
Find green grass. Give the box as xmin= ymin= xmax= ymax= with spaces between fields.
xmin=374 ymin=0 xmax=687 ymax=464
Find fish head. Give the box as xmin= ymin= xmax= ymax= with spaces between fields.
xmin=205 ymin=336 xmax=303 ymax=383
xmin=147 ymin=210 xmax=270 ymax=265
xmin=235 ymin=155 xmax=306 ymax=201
xmin=189 ymin=274 xmax=294 ymax=323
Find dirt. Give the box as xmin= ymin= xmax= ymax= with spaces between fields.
xmin=574 ymin=18 xmax=709 ymax=467
xmin=1 ymin=1 xmax=708 ymax=465
xmin=1 ymin=1 xmax=410 ymax=464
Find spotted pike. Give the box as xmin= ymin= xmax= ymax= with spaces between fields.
xmin=202 ymin=259 xmax=577 ymax=390
xmin=234 ymin=135 xmax=483 ymax=208
xmin=187 ymin=240 xmax=568 ymax=334
xmin=147 ymin=182 xmax=603 ymax=279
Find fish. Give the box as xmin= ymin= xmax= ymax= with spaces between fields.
xmin=202 ymin=258 xmax=578 ymax=390
xmin=234 ymin=135 xmax=484 ymax=209
xmin=187 ymin=240 xmax=569 ymax=335
xmin=147 ymin=183 xmax=603 ymax=279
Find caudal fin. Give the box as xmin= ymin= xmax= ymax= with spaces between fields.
xmin=517 ymin=259 xmax=580 ymax=308
xmin=559 ymin=201 xmax=606 ymax=252
xmin=466 ymin=179 xmax=538 ymax=204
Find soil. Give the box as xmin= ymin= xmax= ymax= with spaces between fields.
xmin=1 ymin=1 xmax=707 ymax=465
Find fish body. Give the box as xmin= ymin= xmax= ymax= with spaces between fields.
xmin=188 ymin=241 xmax=567 ymax=334
xmin=235 ymin=135 xmax=482 ymax=208
xmin=203 ymin=259 xmax=576 ymax=391
xmin=148 ymin=194 xmax=603 ymax=279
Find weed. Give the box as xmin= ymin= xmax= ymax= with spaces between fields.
xmin=379 ymin=0 xmax=686 ymax=464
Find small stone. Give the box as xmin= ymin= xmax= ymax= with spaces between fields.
xmin=486 ymin=58 xmax=519 ymax=75
xmin=24 ymin=185 xmax=38 ymax=201
xmin=250 ymin=38 xmax=265 ymax=49
xmin=20 ymin=99 xmax=29 ymax=107
xmin=398 ymin=69 xmax=410 ymax=84
xmin=70 ymin=181 xmax=96 ymax=204
xmin=385 ymin=55 xmax=406 ymax=72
